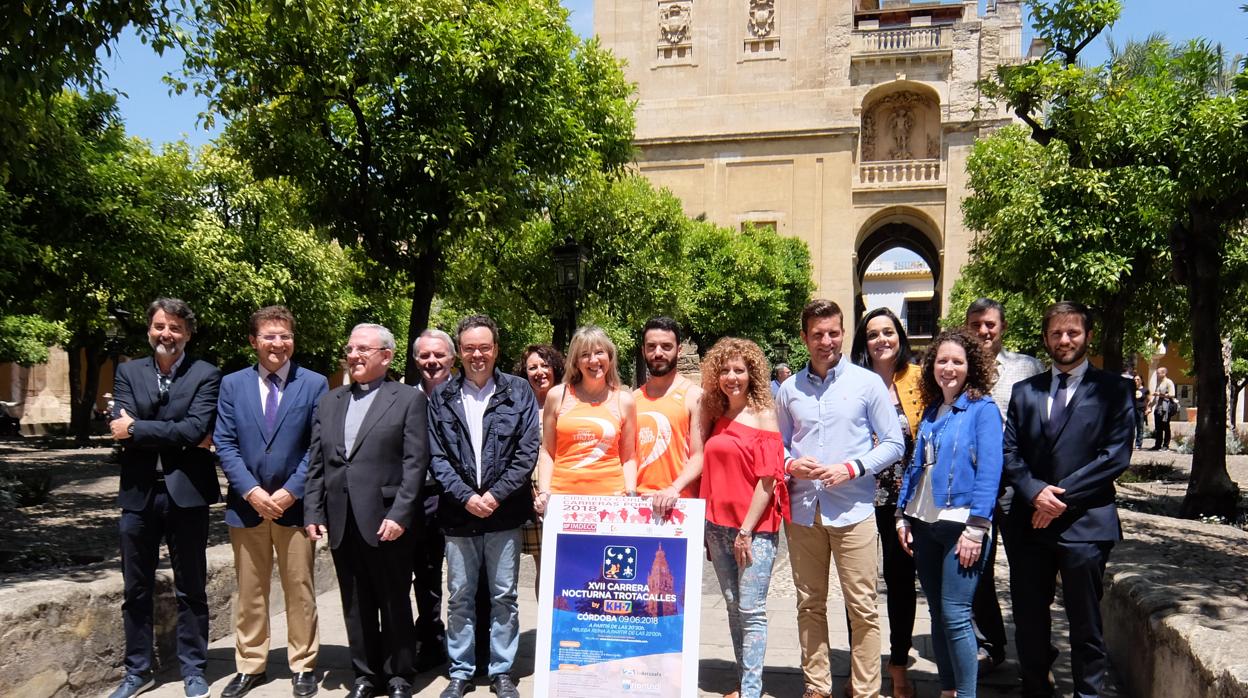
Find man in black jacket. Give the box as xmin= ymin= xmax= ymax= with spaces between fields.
xmin=304 ymin=323 xmax=428 ymax=698
xmin=427 ymin=315 xmax=540 ymax=698
xmin=1003 ymin=302 xmax=1134 ymax=698
xmin=108 ymin=298 xmax=221 ymax=698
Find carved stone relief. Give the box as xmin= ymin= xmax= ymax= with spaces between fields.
xmin=748 ymin=0 xmax=776 ymax=37
xmin=860 ymin=90 xmax=940 ymax=162
xmin=659 ymin=2 xmax=692 ymax=46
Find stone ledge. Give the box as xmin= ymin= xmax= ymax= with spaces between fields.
xmin=1104 ymin=510 xmax=1248 ymax=698
xmin=0 ymin=538 xmax=336 ymax=698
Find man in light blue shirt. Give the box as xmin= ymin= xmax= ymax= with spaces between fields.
xmin=776 ymin=299 xmax=904 ymax=698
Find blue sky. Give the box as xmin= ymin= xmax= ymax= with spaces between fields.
xmin=99 ymin=0 xmax=1244 ymax=148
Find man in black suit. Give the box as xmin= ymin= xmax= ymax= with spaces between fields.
xmin=108 ymin=298 xmax=221 ymax=698
xmin=1003 ymin=301 xmax=1134 ymax=698
xmin=304 ymin=323 xmax=428 ymax=698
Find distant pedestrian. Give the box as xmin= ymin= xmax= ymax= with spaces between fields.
xmin=1149 ymin=367 xmax=1177 ymax=450
xmin=1132 ymin=375 xmax=1149 ymax=450
xmin=770 ymin=363 xmax=792 ymax=396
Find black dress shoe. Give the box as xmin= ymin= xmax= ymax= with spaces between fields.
xmin=387 ymin=685 xmax=413 ymax=698
xmin=346 ymin=682 xmax=376 ymax=698
xmin=439 ymin=678 xmax=471 ymax=698
xmin=221 ymin=673 xmax=267 ymax=698
xmin=292 ymin=671 xmax=318 ymax=697
xmin=490 ymin=674 xmax=519 ymax=698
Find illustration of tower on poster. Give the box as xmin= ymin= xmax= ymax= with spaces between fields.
xmin=646 ymin=542 xmax=678 ymax=617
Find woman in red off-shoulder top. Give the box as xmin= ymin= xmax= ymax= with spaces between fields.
xmin=699 ymin=338 xmax=788 ymax=698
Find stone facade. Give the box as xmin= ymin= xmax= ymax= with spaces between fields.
xmin=594 ymin=0 xmax=1026 ymax=336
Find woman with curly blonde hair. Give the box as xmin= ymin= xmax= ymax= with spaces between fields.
xmin=896 ymin=328 xmax=1002 ymax=698
xmin=699 ymin=337 xmax=788 ymax=698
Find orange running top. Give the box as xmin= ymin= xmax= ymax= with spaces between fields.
xmin=550 ymin=385 xmax=625 ymax=495
xmin=633 ymin=377 xmax=697 ymax=497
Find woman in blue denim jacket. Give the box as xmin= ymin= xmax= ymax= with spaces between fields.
xmin=896 ymin=329 xmax=1003 ymax=697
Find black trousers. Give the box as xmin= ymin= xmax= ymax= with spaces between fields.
xmin=413 ymin=513 xmax=447 ymax=652
xmin=971 ymin=517 xmax=1008 ymax=660
xmin=1153 ymin=412 xmax=1171 ymax=448
xmin=846 ymin=505 xmax=918 ymax=666
xmin=119 ymin=487 xmax=209 ymax=678
xmin=332 ymin=507 xmax=417 ymax=689
xmin=1006 ymin=530 xmax=1114 ymax=698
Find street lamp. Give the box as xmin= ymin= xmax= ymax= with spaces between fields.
xmin=552 ymin=237 xmax=588 ymax=347
xmin=772 ymin=341 xmax=790 ymax=365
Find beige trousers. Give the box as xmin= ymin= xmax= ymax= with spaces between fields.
xmin=785 ymin=514 xmax=881 ymax=698
xmin=229 ymin=520 xmax=319 ymax=674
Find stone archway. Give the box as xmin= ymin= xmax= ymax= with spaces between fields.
xmin=854 ymin=222 xmax=942 ymax=340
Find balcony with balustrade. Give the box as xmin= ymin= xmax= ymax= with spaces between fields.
xmin=851 ymin=25 xmax=952 ymax=65
xmin=855 ymin=159 xmax=945 ymax=190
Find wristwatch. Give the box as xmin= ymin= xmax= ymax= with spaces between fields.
xmin=737 ymin=528 xmax=751 ymax=538
xmin=127 ymin=423 xmax=135 ymax=436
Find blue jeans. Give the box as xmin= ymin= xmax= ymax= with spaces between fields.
xmin=444 ymin=529 xmax=521 ymax=679
xmin=910 ymin=519 xmax=990 ymax=697
xmin=706 ymin=522 xmax=777 ymax=698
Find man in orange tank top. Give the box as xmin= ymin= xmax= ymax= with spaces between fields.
xmin=633 ymin=317 xmax=704 ymax=518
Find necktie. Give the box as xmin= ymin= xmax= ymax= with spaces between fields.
xmin=1047 ymin=372 xmax=1070 ymax=438
xmin=264 ymin=373 xmax=280 ymax=434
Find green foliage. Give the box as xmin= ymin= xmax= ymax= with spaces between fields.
xmin=954 ymin=124 xmax=1177 ymax=359
xmin=182 ymin=0 xmax=637 ymax=348
xmin=0 ymin=315 xmax=68 ymax=366
xmin=683 ymin=221 xmax=814 ymax=356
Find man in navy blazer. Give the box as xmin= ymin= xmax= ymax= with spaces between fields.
xmin=215 ymin=306 xmax=329 ymax=698
xmin=1003 ymin=302 xmax=1134 ymax=698
xmin=108 ymin=298 xmax=221 ymax=698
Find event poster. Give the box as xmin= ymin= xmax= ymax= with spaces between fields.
xmin=534 ymin=495 xmax=705 ymax=698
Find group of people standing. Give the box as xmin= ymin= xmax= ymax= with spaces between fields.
xmin=106 ymin=293 xmax=1134 ymax=698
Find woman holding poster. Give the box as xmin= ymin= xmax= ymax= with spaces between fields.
xmin=535 ymin=325 xmax=639 ymax=514
xmin=699 ymin=338 xmax=787 ymax=698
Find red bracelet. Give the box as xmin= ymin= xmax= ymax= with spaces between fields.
xmin=842 ymin=462 xmax=855 ymax=479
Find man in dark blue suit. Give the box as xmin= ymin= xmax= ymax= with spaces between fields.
xmin=1003 ymin=301 xmax=1135 ymax=698
xmin=215 ymin=306 xmax=329 ymax=698
xmin=108 ymin=298 xmax=221 ymax=698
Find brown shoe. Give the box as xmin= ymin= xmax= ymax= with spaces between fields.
xmin=801 ymin=689 xmax=830 ymax=698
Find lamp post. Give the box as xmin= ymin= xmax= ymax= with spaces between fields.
xmin=772 ymin=341 xmax=790 ymax=365
xmin=552 ymin=237 xmax=587 ymax=349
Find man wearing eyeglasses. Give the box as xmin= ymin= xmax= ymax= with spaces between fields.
xmin=214 ymin=306 xmax=329 ymax=698
xmin=108 ymin=298 xmax=222 ymax=698
xmin=304 ymin=323 xmax=429 ymax=698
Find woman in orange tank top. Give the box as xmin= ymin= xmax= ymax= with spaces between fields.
xmin=534 ymin=326 xmax=638 ymax=515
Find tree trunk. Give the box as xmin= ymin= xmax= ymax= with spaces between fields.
xmin=404 ymin=248 xmax=440 ymax=386
xmin=1099 ymin=289 xmax=1128 ymax=375
xmin=67 ymin=339 xmax=102 ymax=445
xmin=1178 ymin=211 xmax=1240 ymax=519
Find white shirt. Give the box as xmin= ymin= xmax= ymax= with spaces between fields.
xmin=257 ymin=361 xmax=291 ymax=409
xmin=1046 ymin=359 xmax=1090 ymax=417
xmin=460 ymin=377 xmax=496 ymax=486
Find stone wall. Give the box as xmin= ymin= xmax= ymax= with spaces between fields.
xmin=0 ymin=541 xmax=337 ymax=698
xmin=1103 ymin=510 xmax=1248 ymax=698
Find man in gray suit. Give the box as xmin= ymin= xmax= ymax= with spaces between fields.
xmin=304 ymin=323 xmax=428 ymax=698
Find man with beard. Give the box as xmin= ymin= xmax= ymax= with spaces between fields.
xmin=108 ymin=298 xmax=221 ymax=698
xmin=633 ymin=317 xmax=704 ymax=518
xmin=1003 ymin=302 xmax=1134 ymax=698
xmin=964 ymin=297 xmax=1045 ymax=671
xmin=305 ymin=324 xmax=427 ymax=698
